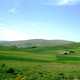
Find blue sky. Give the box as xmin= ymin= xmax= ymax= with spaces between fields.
xmin=0 ymin=0 xmax=80 ymax=41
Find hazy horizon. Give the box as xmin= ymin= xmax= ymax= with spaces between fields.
xmin=0 ymin=0 xmax=80 ymax=41
xmin=0 ymin=39 xmax=78 ymax=43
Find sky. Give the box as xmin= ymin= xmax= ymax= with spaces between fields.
xmin=0 ymin=0 xmax=80 ymax=41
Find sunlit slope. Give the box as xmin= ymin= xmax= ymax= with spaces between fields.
xmin=0 ymin=51 xmax=56 ymax=62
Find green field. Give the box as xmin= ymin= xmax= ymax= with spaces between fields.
xmin=0 ymin=48 xmax=80 ymax=80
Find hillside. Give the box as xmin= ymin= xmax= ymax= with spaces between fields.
xmin=0 ymin=39 xmax=75 ymax=48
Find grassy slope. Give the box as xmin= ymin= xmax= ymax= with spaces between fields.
xmin=1 ymin=50 xmax=80 ymax=79
xmin=0 ymin=51 xmax=56 ymax=62
xmin=0 ymin=46 xmax=80 ymax=79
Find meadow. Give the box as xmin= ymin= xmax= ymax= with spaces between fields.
xmin=0 ymin=47 xmax=80 ymax=80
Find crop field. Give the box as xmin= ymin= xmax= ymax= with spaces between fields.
xmin=0 ymin=49 xmax=80 ymax=80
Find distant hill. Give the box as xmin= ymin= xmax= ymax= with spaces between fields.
xmin=0 ymin=39 xmax=75 ymax=48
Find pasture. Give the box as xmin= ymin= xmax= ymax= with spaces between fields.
xmin=0 ymin=48 xmax=80 ymax=80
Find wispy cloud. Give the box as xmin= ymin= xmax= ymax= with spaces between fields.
xmin=8 ymin=0 xmax=24 ymax=15
xmin=8 ymin=8 xmax=16 ymax=15
xmin=44 ymin=0 xmax=80 ymax=6
xmin=57 ymin=0 xmax=80 ymax=5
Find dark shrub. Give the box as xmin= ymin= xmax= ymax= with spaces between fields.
xmin=64 ymin=52 xmax=68 ymax=55
xmin=69 ymin=51 xmax=75 ymax=54
xmin=32 ymin=46 xmax=37 ymax=48
xmin=6 ymin=68 xmax=15 ymax=74
xmin=1 ymin=64 xmax=6 ymax=68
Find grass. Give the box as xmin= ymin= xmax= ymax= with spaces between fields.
xmin=57 ymin=54 xmax=80 ymax=62
xmin=0 ymin=51 xmax=56 ymax=62
xmin=0 ymin=48 xmax=80 ymax=79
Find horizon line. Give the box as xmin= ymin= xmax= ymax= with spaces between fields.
xmin=0 ymin=39 xmax=78 ymax=42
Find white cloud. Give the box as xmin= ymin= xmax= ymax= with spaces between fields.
xmin=45 ymin=0 xmax=80 ymax=6
xmin=0 ymin=27 xmax=27 ymax=41
xmin=57 ymin=0 xmax=80 ymax=5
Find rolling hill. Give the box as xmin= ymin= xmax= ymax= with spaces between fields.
xmin=0 ymin=39 xmax=75 ymax=48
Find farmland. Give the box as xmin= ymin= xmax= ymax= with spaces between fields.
xmin=0 ymin=40 xmax=80 ymax=80
xmin=0 ymin=46 xmax=80 ymax=80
